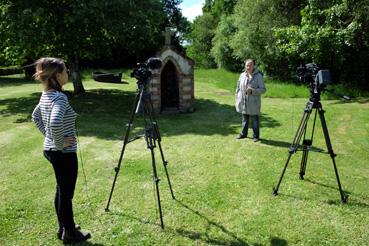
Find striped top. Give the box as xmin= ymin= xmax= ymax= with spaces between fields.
xmin=32 ymin=91 xmax=77 ymax=153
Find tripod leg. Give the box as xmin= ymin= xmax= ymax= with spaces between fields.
xmin=273 ymin=153 xmax=293 ymax=196
xmin=299 ymin=125 xmax=310 ymax=180
xmin=144 ymin=127 xmax=165 ymax=229
xmin=299 ymin=145 xmax=309 ymax=180
xmin=318 ymin=105 xmax=348 ymax=203
xmin=145 ymin=100 xmax=175 ymax=199
xmin=156 ymin=138 xmax=176 ymax=199
xmin=105 ymin=90 xmax=142 ymax=211
xmin=273 ymin=102 xmax=313 ymax=196
xmin=299 ymin=108 xmax=317 ymax=179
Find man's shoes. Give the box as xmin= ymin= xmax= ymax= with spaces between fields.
xmin=253 ymin=138 xmax=259 ymax=142
xmin=62 ymin=228 xmax=91 ymax=244
xmin=236 ymin=134 xmax=247 ymax=139
xmin=57 ymin=225 xmax=81 ymax=240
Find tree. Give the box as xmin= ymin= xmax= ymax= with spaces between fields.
xmin=200 ymin=0 xmax=304 ymax=73
xmin=227 ymin=0 xmax=306 ymax=76
xmin=186 ymin=12 xmax=218 ymax=68
xmin=274 ymin=0 xmax=369 ymax=88
xmin=183 ymin=0 xmax=369 ymax=88
xmin=211 ymin=15 xmax=242 ymax=71
xmin=187 ymin=0 xmax=237 ymax=68
xmin=209 ymin=0 xmax=240 ymax=71
xmin=162 ymin=0 xmax=191 ymax=50
xmin=0 ymin=0 xmax=165 ymax=94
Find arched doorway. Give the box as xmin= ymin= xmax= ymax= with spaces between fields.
xmin=160 ymin=60 xmax=179 ymax=112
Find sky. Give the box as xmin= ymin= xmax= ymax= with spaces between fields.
xmin=180 ymin=0 xmax=205 ymax=22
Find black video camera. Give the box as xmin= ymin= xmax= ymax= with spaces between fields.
xmin=297 ymin=63 xmax=350 ymax=101
xmin=297 ymin=63 xmax=332 ymax=101
xmin=131 ymin=58 xmax=162 ymax=81
xmin=297 ymin=63 xmax=331 ymax=89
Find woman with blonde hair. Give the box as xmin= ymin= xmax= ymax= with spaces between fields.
xmin=32 ymin=57 xmax=91 ymax=243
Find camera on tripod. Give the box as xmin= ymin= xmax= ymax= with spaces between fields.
xmin=297 ymin=63 xmax=331 ymax=93
xmin=107 ymin=56 xmax=175 ymax=229
xmin=273 ymin=62 xmax=348 ymax=203
xmin=131 ymin=58 xmax=162 ymax=81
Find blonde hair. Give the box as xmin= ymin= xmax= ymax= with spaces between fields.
xmin=33 ymin=57 xmax=66 ymax=91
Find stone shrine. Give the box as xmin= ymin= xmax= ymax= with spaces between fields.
xmin=148 ymin=28 xmax=194 ymax=113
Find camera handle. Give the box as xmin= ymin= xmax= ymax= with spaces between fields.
xmin=323 ymin=88 xmax=351 ymax=101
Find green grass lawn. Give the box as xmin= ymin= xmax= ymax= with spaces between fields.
xmin=1 ymin=69 xmax=369 ymax=245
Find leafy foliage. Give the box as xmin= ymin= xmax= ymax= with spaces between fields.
xmin=186 ymin=12 xmax=218 ymax=68
xmin=187 ymin=0 xmax=237 ymax=68
xmin=0 ymin=0 xmax=191 ymax=93
xmin=274 ymin=0 xmax=369 ymax=87
xmin=211 ymin=15 xmax=242 ymax=71
xmin=1 ymin=0 xmax=165 ymax=63
xmin=187 ymin=0 xmax=369 ymax=89
xmin=229 ymin=0 xmax=306 ymax=75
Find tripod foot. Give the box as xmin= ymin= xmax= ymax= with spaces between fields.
xmin=272 ymin=188 xmax=279 ymax=196
xmin=105 ymin=208 xmax=110 ymax=212
xmin=299 ymin=172 xmax=305 ymax=180
xmin=341 ymin=194 xmax=349 ymax=203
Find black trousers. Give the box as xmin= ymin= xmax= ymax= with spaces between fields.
xmin=43 ymin=150 xmax=78 ymax=232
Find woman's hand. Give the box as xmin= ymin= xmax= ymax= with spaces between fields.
xmin=63 ymin=136 xmax=76 ymax=147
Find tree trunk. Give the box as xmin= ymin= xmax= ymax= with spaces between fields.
xmin=70 ymin=53 xmax=85 ymax=95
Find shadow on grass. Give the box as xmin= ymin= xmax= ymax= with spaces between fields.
xmin=174 ymin=199 xmax=249 ymax=245
xmin=275 ymin=187 xmax=365 ymax=207
xmin=330 ymin=97 xmax=369 ymax=105
xmin=260 ymin=138 xmax=292 ymax=149
xmin=300 ymin=178 xmax=369 ymax=208
xmin=271 ymin=237 xmax=288 ymax=246
xmin=304 ymin=178 xmax=350 ymax=195
xmin=278 ymin=192 xmax=369 ymax=208
xmin=260 ymin=138 xmax=325 ymax=153
xmin=107 ymin=199 xmax=251 ymax=245
xmin=326 ymin=198 xmax=369 ymax=208
xmin=0 ymin=75 xmax=35 ymax=87
xmin=0 ymin=89 xmax=281 ymax=139
xmin=73 ymin=242 xmax=104 ymax=246
xmin=0 ymin=91 xmax=40 ymax=123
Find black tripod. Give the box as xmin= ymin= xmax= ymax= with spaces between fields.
xmin=272 ymin=93 xmax=348 ymax=203
xmin=105 ymin=79 xmax=176 ymax=229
